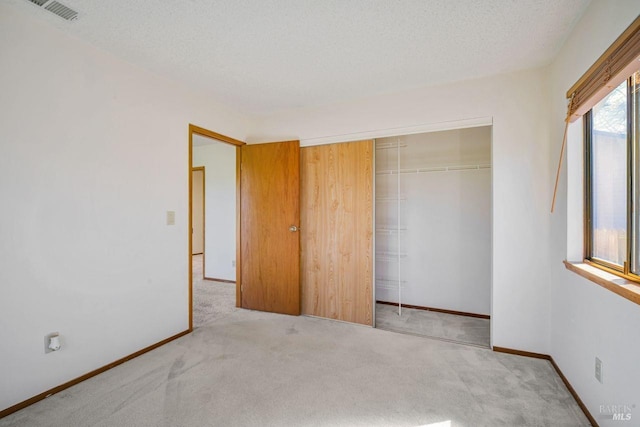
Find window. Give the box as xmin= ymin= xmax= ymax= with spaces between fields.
xmin=559 ymin=15 xmax=640 ymax=303
xmin=585 ymin=72 xmax=640 ymax=278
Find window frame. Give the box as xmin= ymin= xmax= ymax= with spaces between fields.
xmin=561 ymin=15 xmax=640 ymax=306
xmin=583 ymin=75 xmax=639 ymax=281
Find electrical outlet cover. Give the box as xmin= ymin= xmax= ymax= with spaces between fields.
xmin=595 ymin=357 xmax=602 ymax=383
xmin=44 ymin=332 xmax=59 ymax=354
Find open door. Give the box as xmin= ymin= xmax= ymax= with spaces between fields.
xmin=240 ymin=140 xmax=300 ymax=315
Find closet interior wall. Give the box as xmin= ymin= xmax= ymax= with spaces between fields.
xmin=375 ymin=126 xmax=492 ymax=316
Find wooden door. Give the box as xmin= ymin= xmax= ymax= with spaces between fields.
xmin=240 ymin=141 xmax=300 ymax=315
xmin=300 ymin=140 xmax=374 ymax=325
xmin=191 ymin=168 xmax=205 ymax=255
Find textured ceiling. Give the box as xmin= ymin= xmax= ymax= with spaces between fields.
xmin=8 ymin=0 xmax=590 ymax=116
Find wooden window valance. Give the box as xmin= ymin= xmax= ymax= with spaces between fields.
xmin=567 ymin=14 xmax=640 ymax=122
xmin=552 ymin=14 xmax=640 ymax=213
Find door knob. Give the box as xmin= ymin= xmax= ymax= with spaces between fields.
xmin=289 ymin=225 xmax=299 ymax=232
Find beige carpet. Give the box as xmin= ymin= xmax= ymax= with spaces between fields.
xmin=0 ymin=309 xmax=590 ymax=426
xmin=375 ymin=303 xmax=490 ymax=348
xmin=192 ymin=254 xmax=237 ymax=327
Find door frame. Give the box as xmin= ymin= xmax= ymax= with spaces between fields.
xmin=191 ymin=166 xmax=205 ymax=258
xmin=188 ymin=124 xmax=244 ymax=331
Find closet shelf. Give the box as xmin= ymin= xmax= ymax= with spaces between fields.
xmin=375 ymin=143 xmax=407 ymax=150
xmin=376 ymin=252 xmax=408 ymax=261
xmin=376 ymin=282 xmax=407 ymax=290
xmin=376 ymin=227 xmax=407 ymax=234
xmin=376 ymin=278 xmax=407 ymax=284
xmin=376 ymin=196 xmax=407 ymax=202
xmin=376 ymin=164 xmax=491 ymax=175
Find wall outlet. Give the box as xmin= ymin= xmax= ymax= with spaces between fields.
xmin=44 ymin=332 xmax=60 ymax=354
xmin=595 ymin=357 xmax=602 ymax=383
xmin=232 ymin=260 xmax=236 ymax=267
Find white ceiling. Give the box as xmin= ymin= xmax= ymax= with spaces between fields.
xmin=9 ymin=0 xmax=590 ymax=116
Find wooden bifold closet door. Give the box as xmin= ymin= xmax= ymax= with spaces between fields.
xmin=300 ymin=140 xmax=374 ymax=326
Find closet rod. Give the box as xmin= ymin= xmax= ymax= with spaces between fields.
xmin=376 ymin=282 xmax=407 ymax=291
xmin=376 ymin=278 xmax=408 ymax=284
xmin=376 ymin=196 xmax=407 ymax=202
xmin=376 ymin=143 xmax=407 ymax=150
xmin=376 ymin=251 xmax=408 ymax=258
xmin=376 ymin=164 xmax=491 ymax=175
xmin=376 ymin=227 xmax=407 ymax=234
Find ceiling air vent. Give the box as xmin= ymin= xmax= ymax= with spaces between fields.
xmin=24 ymin=0 xmax=78 ymax=21
xmin=45 ymin=1 xmax=78 ymax=20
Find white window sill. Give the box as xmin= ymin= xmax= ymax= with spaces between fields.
xmin=564 ymin=260 xmax=640 ymax=306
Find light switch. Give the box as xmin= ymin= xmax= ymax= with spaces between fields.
xmin=166 ymin=211 xmax=175 ymax=225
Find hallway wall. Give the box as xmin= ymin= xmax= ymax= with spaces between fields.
xmin=193 ymin=140 xmax=237 ymax=281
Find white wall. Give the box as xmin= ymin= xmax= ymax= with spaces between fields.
xmin=250 ymin=66 xmax=553 ymax=352
xmin=0 ymin=4 xmax=250 ymax=412
xmin=549 ymin=0 xmax=640 ymax=420
xmin=375 ymin=127 xmax=491 ymax=316
xmin=193 ymin=140 xmax=237 ymax=281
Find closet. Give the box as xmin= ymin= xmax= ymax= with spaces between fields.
xmin=374 ymin=126 xmax=491 ymax=346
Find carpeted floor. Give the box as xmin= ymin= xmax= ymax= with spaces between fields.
xmin=375 ymin=303 xmax=491 ymax=348
xmin=193 ymin=278 xmax=236 ymax=327
xmin=0 ymin=256 xmax=590 ymax=426
xmin=0 ymin=309 xmax=590 ymax=426
xmin=192 ymin=254 xmax=237 ymax=327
